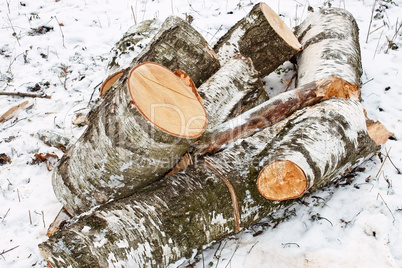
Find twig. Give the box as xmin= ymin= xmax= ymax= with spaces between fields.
xmin=17 ymin=188 xmax=21 ymax=202
xmin=29 ymin=210 xmax=32 ymax=225
xmin=209 ymin=25 xmax=223 ymax=44
xmin=2 ymin=208 xmax=10 ymax=222
xmin=225 ymin=238 xmax=241 ymax=268
xmin=386 ymin=153 xmax=401 ymax=174
xmin=0 ymin=245 xmax=19 ymax=258
xmin=54 ymin=16 xmax=66 ymax=48
xmin=42 ymin=210 xmax=46 ymax=228
xmin=247 ymin=241 xmax=259 ymax=253
xmin=373 ymin=29 xmax=384 ymax=59
xmin=7 ymin=14 xmax=21 ymax=46
xmin=376 ymin=147 xmax=391 ymax=178
xmin=131 ymin=5 xmax=137 ymax=25
xmin=282 ymin=242 xmax=300 ymax=248
xmin=366 ymin=0 xmax=377 ymax=43
xmin=377 ymin=193 xmax=395 ymax=222
xmin=0 ymin=91 xmax=51 ymax=99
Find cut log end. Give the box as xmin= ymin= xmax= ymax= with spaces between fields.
xmin=100 ymin=69 xmax=125 ymax=97
xmin=257 ymin=160 xmax=307 ymax=201
xmin=128 ymin=62 xmax=207 ymax=139
xmin=260 ymin=3 xmax=302 ymax=51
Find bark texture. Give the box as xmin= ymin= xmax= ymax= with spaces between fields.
xmin=196 ymin=77 xmax=360 ymax=156
xmin=197 ymin=55 xmax=268 ymax=130
xmin=295 ymin=8 xmax=362 ymax=86
xmin=40 ymin=98 xmax=378 ymax=268
xmin=130 ymin=16 xmax=220 ymax=87
xmin=214 ymin=2 xmax=301 ymax=77
xmin=52 ymin=63 xmax=206 ymax=216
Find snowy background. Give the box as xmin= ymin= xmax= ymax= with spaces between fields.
xmin=0 ymin=0 xmax=401 ymax=267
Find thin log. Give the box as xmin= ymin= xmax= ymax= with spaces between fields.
xmin=196 ymin=76 xmax=360 ymax=156
xmin=39 ymin=98 xmax=378 ymax=268
xmin=294 ymin=8 xmax=362 ymax=86
xmin=197 ymin=54 xmax=268 ymax=130
xmin=52 ymin=62 xmax=207 ymax=216
xmin=214 ymin=2 xmax=302 ymax=77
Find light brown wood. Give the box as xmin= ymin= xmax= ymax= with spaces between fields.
xmin=366 ymin=120 xmax=394 ymax=145
xmin=257 ymin=160 xmax=308 ymax=201
xmin=128 ymin=62 xmax=207 ymax=138
xmin=100 ymin=69 xmax=124 ymax=97
xmin=260 ymin=3 xmax=302 ymax=51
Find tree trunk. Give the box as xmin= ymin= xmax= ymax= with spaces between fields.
xmin=294 ymin=8 xmax=362 ymax=86
xmin=214 ymin=2 xmax=302 ymax=77
xmin=39 ymin=98 xmax=378 ymax=268
xmin=130 ymin=16 xmax=220 ymax=88
xmin=197 ymin=54 xmax=267 ymax=130
xmin=53 ymin=62 xmax=208 ymax=216
xmin=196 ymin=76 xmax=360 ymax=156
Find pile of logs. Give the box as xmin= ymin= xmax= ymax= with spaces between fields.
xmin=39 ymin=3 xmax=392 ymax=267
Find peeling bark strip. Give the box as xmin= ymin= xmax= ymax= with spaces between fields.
xmin=130 ymin=16 xmax=220 ymax=87
xmin=39 ymin=99 xmax=378 ymax=268
xmin=53 ymin=62 xmax=207 ymax=216
xmin=214 ymin=2 xmax=301 ymax=77
xmin=196 ymin=76 xmax=360 ymax=156
xmin=197 ymin=55 xmax=268 ymax=130
xmin=294 ymin=8 xmax=362 ymax=86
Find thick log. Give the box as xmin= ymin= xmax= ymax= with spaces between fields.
xmin=130 ymin=16 xmax=220 ymax=87
xmin=53 ymin=62 xmax=207 ymax=216
xmin=196 ymin=76 xmax=360 ymax=156
xmin=214 ymin=2 xmax=302 ymax=77
xmin=294 ymin=8 xmax=362 ymax=86
xmin=39 ymin=98 xmax=378 ymax=267
xmin=101 ymin=16 xmax=220 ymax=96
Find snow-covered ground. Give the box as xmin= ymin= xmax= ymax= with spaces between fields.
xmin=0 ymin=0 xmax=401 ymax=267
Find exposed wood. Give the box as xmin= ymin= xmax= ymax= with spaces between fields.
xmin=130 ymin=16 xmax=220 ymax=87
xmin=0 ymin=100 xmax=33 ymax=123
xmin=39 ymin=98 xmax=378 ymax=268
xmin=294 ymin=8 xmax=362 ymax=86
xmin=366 ymin=119 xmax=394 ymax=145
xmin=100 ymin=69 xmax=124 ymax=97
xmin=214 ymin=2 xmax=301 ymax=77
xmin=196 ymin=76 xmax=359 ymax=156
xmin=52 ymin=62 xmax=207 ymax=216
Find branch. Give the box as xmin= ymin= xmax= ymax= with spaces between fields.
xmin=0 ymin=91 xmax=51 ymax=99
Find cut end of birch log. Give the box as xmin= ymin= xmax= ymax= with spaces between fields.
xmin=214 ymin=2 xmax=301 ymax=77
xmin=100 ymin=69 xmax=125 ymax=97
xmin=257 ymin=160 xmax=307 ymax=200
xmin=260 ymin=3 xmax=302 ymax=51
xmin=128 ymin=62 xmax=207 ymax=138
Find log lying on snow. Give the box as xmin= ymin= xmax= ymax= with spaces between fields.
xmin=295 ymin=8 xmax=362 ymax=86
xmin=101 ymin=16 xmax=220 ymax=96
xmin=214 ymin=2 xmax=302 ymax=77
xmin=53 ymin=62 xmax=208 ymax=215
xmin=196 ymin=76 xmax=360 ymax=156
xmin=39 ymin=98 xmax=378 ymax=267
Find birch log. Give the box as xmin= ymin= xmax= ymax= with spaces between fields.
xmin=130 ymin=16 xmax=219 ymax=87
xmin=197 ymin=55 xmax=267 ymax=130
xmin=294 ymin=8 xmax=362 ymax=86
xmin=39 ymin=98 xmax=378 ymax=268
xmin=53 ymin=62 xmax=208 ymax=216
xmin=101 ymin=16 xmax=220 ymax=96
xmin=214 ymin=2 xmax=302 ymax=77
xmin=196 ymin=76 xmax=360 ymax=156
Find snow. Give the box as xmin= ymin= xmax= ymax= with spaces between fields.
xmin=0 ymin=0 xmax=401 ymax=267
